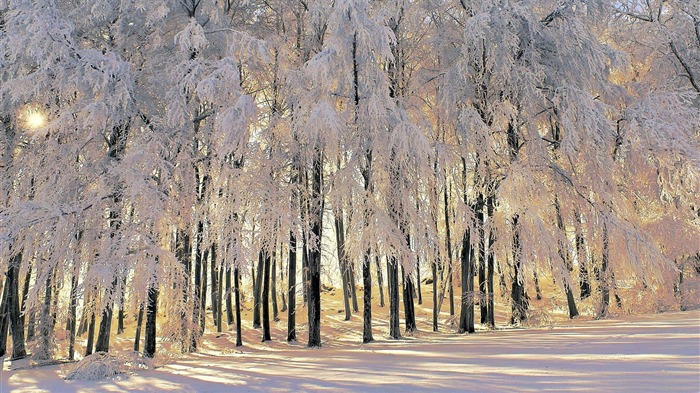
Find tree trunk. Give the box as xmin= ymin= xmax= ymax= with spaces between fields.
xmin=287 ymin=231 xmax=297 ymax=342
xmin=575 ymin=211 xmax=591 ymax=300
xmin=253 ymin=251 xmax=264 ymax=329
xmin=85 ymin=312 xmax=96 ymax=356
xmin=20 ymin=263 xmax=31 ymax=329
xmin=555 ymin=197 xmax=578 ymax=319
xmin=599 ymin=221 xmax=610 ymax=318
xmin=459 ymin=227 xmax=475 ymax=334
xmin=362 ymin=249 xmax=374 ymax=343
xmin=7 ymin=252 xmax=26 ymax=359
xmin=375 ymin=256 xmax=385 ymax=307
xmin=271 ymin=249 xmax=279 ymax=322
xmin=144 ymin=285 xmax=158 ymax=358
xmin=226 ymin=267 xmax=234 ymax=325
xmin=234 ymin=267 xmax=243 ymax=347
xmin=307 ymin=152 xmax=323 ymax=348
xmin=95 ymin=303 xmax=114 ymax=353
xmin=388 ymin=257 xmax=401 ymax=339
xmin=134 ymin=304 xmax=144 ymax=352
xmin=217 ymin=259 xmax=224 ymax=332
xmin=443 ymin=184 xmax=455 ymax=317
xmin=200 ymin=247 xmax=209 ymax=334
xmin=534 ymin=271 xmax=543 ymax=300
xmin=262 ymin=251 xmax=272 ymax=342
xmin=348 ymin=263 xmax=359 ymax=313
xmin=211 ymin=244 xmax=219 ymax=329
xmin=401 ymin=265 xmax=417 ymax=334
xmin=486 ymin=195 xmax=495 ymax=328
xmin=432 ymin=254 xmax=438 ymax=332
xmin=510 ymin=215 xmax=528 ymax=324
xmin=335 ymin=215 xmax=352 ymax=321
xmin=68 ymin=263 xmax=79 ymax=360
xmin=416 ymin=260 xmax=422 ymax=305
xmin=477 ymin=194 xmax=487 ymax=325
xmin=0 ymin=275 xmax=10 ymax=357
xmin=192 ymin=222 xmax=203 ymax=350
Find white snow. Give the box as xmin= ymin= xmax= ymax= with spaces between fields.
xmin=3 ymin=310 xmax=698 ymax=392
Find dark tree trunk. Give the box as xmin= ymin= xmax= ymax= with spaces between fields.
xmin=7 ymin=252 xmax=26 ymax=359
xmin=176 ymin=230 xmax=192 ymax=352
xmin=134 ymin=304 xmax=144 ymax=352
xmin=555 ymin=197 xmax=578 ymax=319
xmin=253 ymin=251 xmax=264 ymax=329
xmin=307 ymin=152 xmax=323 ymax=348
xmin=348 ymin=263 xmax=359 ymax=313
xmin=117 ymin=275 xmax=127 ymax=335
xmin=234 ymin=267 xmax=243 ymax=347
xmin=302 ymin=231 xmax=309 ymax=304
xmin=534 ymin=271 xmax=543 ymax=300
xmin=192 ymin=222 xmax=203 ymax=350
xmin=401 ymin=265 xmax=417 ymax=334
xmin=20 ymin=263 xmax=31 ymax=328
xmin=217 ymin=258 xmax=224 ymax=332
xmin=287 ymin=231 xmax=297 ymax=342
xmin=0 ymin=275 xmax=10 ymax=357
xmin=486 ymin=195 xmax=495 ymax=328
xmin=262 ymin=251 xmax=272 ymax=342
xmin=387 ymin=257 xmax=401 ymax=339
xmin=477 ymin=194 xmax=487 ymax=325
xmin=443 ymin=185 xmax=455 ymax=317
xmin=85 ymin=312 xmax=96 ymax=356
xmin=95 ymin=304 xmax=114 ymax=353
xmin=335 ymin=215 xmax=352 ymax=321
xmin=362 ymin=250 xmax=374 ymax=343
xmin=68 ymin=263 xmax=79 ymax=360
xmin=459 ymin=226 xmax=475 ymax=334
xmin=599 ymin=221 xmax=611 ymax=318
xmin=510 ymin=215 xmax=528 ymax=324
xmin=95 ymin=276 xmax=117 ymax=353
xmin=144 ymin=285 xmax=158 ymax=358
xmin=415 ymin=260 xmax=422 ymax=305
xmin=271 ymin=250 xmax=279 ymax=322
xmin=575 ymin=212 xmax=591 ymax=300
xmin=226 ymin=267 xmax=234 ymax=325
xmin=200 ymin=247 xmax=209 ymax=334
xmin=432 ymin=255 xmax=438 ymax=332
xmin=375 ymin=256 xmax=385 ymax=307
xmin=211 ymin=244 xmax=219 ymax=329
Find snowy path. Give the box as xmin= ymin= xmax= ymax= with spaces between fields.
xmin=3 ymin=310 xmax=699 ymax=392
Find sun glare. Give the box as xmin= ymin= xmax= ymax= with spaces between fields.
xmin=20 ymin=105 xmax=47 ymax=131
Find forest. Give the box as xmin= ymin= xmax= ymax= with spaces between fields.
xmin=0 ymin=0 xmax=699 ymax=367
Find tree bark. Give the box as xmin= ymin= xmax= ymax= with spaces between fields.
xmin=85 ymin=312 xmax=96 ymax=356
xmin=401 ymin=265 xmax=417 ymax=334
xmin=375 ymin=256 xmax=385 ymax=307
xmin=134 ymin=304 xmax=144 ymax=352
xmin=234 ymin=267 xmax=243 ymax=347
xmin=68 ymin=262 xmax=79 ymax=360
xmin=510 ymin=215 xmax=528 ymax=324
xmin=459 ymin=226 xmax=475 ymax=334
xmin=335 ymin=214 xmax=352 ymax=321
xmin=486 ymin=195 xmax=495 ymax=328
xmin=253 ymin=251 xmax=264 ymax=329
xmin=388 ymin=257 xmax=401 ymax=339
xmin=271 ymin=249 xmax=279 ymax=322
xmin=287 ymin=230 xmax=297 ymax=342
xmin=262 ymin=251 xmax=272 ymax=342
xmin=144 ymin=285 xmax=158 ymax=358
xmin=226 ymin=266 xmax=234 ymax=326
xmin=7 ymin=252 xmax=26 ymax=359
xmin=307 ymin=151 xmax=323 ymax=348
xmin=211 ymin=244 xmax=219 ymax=329
xmin=0 ymin=274 xmax=10 ymax=357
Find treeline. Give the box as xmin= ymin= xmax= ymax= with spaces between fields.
xmin=0 ymin=0 xmax=698 ymax=362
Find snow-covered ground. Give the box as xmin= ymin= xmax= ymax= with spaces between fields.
xmin=3 ymin=309 xmax=698 ymax=392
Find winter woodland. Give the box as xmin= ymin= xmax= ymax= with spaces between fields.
xmin=0 ymin=0 xmax=698 ymax=368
